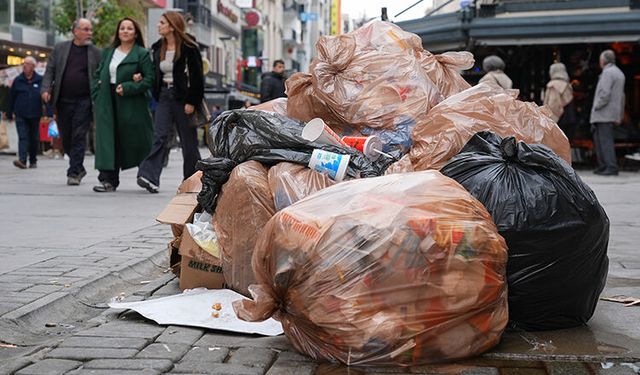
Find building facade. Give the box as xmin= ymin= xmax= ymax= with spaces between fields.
xmin=0 ymin=0 xmax=54 ymax=70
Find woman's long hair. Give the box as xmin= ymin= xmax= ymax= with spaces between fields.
xmin=160 ymin=11 xmax=198 ymax=61
xmin=111 ymin=17 xmax=145 ymax=48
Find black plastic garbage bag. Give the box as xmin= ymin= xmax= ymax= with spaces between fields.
xmin=198 ymin=110 xmax=385 ymax=213
xmin=441 ymin=131 xmax=609 ymax=331
xmin=196 ymin=157 xmax=237 ymax=214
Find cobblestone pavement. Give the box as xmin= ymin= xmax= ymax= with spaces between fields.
xmin=0 ymin=224 xmax=169 ymax=341
xmin=6 ymin=275 xmax=640 ymax=375
xmin=2 ymin=150 xmax=640 ymax=374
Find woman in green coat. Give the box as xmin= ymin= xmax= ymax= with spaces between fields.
xmin=91 ymin=17 xmax=154 ymax=192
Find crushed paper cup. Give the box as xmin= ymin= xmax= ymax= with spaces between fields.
xmin=302 ymin=118 xmax=348 ymax=147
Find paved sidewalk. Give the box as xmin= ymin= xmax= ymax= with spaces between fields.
xmin=0 ymin=150 xmax=191 ymax=369
xmin=0 ymin=224 xmax=169 ymax=343
xmin=3 ymin=170 xmax=640 ymax=374
xmin=2 ymin=147 xmax=640 ymax=374
xmin=6 ymin=275 xmax=639 ymax=375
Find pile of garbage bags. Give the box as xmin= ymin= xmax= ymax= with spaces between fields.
xmin=188 ymin=20 xmax=608 ymax=367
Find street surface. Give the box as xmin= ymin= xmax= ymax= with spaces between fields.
xmin=0 ymin=150 xmax=639 ymax=374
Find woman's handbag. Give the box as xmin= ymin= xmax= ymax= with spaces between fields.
xmin=187 ymin=100 xmax=211 ymax=128
xmin=186 ymin=54 xmax=212 ymax=128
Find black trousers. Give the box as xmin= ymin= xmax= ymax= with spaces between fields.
xmin=57 ymin=97 xmax=92 ymax=177
xmin=138 ymin=87 xmax=201 ymax=186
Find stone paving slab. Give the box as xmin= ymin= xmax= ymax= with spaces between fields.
xmin=155 ymin=326 xmax=205 ymax=345
xmin=4 ymin=163 xmax=640 ymax=375
xmin=14 ymin=358 xmax=82 ymax=375
xmin=68 ymin=370 xmax=160 ymax=375
xmin=81 ymin=358 xmax=174 ymax=372
xmin=46 ymin=347 xmax=140 ymax=360
xmin=136 ymin=343 xmax=192 ymax=362
xmin=226 ymin=347 xmax=277 ymax=370
xmin=57 ymin=336 xmax=150 ymax=350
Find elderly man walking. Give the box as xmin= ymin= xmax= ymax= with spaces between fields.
xmin=41 ymin=18 xmax=101 ymax=185
xmin=7 ymin=56 xmax=44 ymax=169
xmin=590 ymin=49 xmax=625 ymax=176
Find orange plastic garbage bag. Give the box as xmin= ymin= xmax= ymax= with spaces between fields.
xmin=420 ymin=51 xmax=474 ymax=98
xmin=249 ymin=98 xmax=288 ymax=116
xmin=286 ymin=21 xmax=442 ymax=136
xmin=268 ymin=162 xmax=336 ymax=211
xmin=234 ymin=171 xmax=508 ymax=366
xmin=409 ymin=83 xmax=571 ymax=171
xmin=213 ymin=161 xmax=275 ymax=296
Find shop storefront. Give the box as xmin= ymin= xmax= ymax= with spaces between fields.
xmin=398 ymin=0 xmax=640 ymax=153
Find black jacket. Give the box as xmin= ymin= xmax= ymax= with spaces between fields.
xmin=260 ymin=71 xmax=286 ymax=103
xmin=41 ymin=40 xmax=101 ymax=107
xmin=151 ymin=39 xmax=204 ymax=106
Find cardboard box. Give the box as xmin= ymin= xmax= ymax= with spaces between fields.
xmin=178 ymin=229 xmax=226 ymax=290
xmin=157 ymin=171 xmax=226 ymax=289
xmin=156 ymin=171 xmax=203 ymax=232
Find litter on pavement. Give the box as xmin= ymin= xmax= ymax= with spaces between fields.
xmin=108 ymin=288 xmax=283 ymax=336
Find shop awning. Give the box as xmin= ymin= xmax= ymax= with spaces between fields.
xmin=470 ymin=11 xmax=640 ymax=46
xmin=397 ymin=12 xmax=469 ymax=52
xmin=397 ymin=6 xmax=640 ymax=51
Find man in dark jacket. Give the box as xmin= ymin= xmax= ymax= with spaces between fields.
xmin=41 ymin=18 xmax=101 ymax=185
xmin=260 ymin=60 xmax=286 ymax=103
xmin=8 ymin=56 xmax=43 ymax=169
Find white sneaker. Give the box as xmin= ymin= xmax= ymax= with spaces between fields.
xmin=624 ymin=153 xmax=640 ymax=161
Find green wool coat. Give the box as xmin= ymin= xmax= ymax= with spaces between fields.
xmin=92 ymin=45 xmax=154 ymax=171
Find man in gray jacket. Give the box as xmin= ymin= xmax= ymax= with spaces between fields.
xmin=41 ymin=18 xmax=101 ymax=185
xmin=590 ymin=49 xmax=625 ymax=176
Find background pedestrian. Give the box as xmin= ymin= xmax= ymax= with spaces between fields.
xmin=260 ymin=59 xmax=286 ymax=103
xmin=7 ymin=56 xmax=44 ymax=169
xmin=479 ymin=55 xmax=512 ymax=90
xmin=590 ymin=49 xmax=625 ymax=176
xmin=91 ymin=17 xmax=154 ymax=192
xmin=41 ymin=18 xmax=102 ymax=185
xmin=543 ymin=62 xmax=575 ymax=137
xmin=136 ymin=11 xmax=204 ymax=194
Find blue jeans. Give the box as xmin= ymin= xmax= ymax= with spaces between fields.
xmin=15 ymin=117 xmax=40 ymax=164
xmin=57 ymin=97 xmax=92 ymax=177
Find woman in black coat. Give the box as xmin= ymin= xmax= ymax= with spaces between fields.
xmin=137 ymin=11 xmax=204 ymax=193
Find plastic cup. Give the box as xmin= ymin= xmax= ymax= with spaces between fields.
xmin=341 ymin=135 xmax=383 ymax=161
xmin=302 ymin=118 xmax=348 ymax=147
xmin=308 ymin=149 xmax=350 ymax=182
